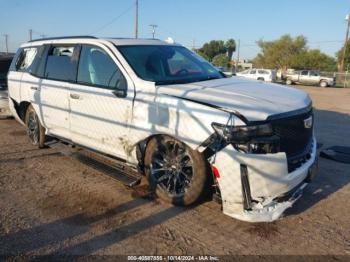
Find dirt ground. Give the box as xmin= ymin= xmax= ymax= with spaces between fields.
xmin=0 ymin=86 xmax=349 ymax=257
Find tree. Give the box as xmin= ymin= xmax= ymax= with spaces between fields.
xmin=294 ymin=49 xmax=337 ymax=72
xmin=196 ymin=40 xmax=226 ymax=61
xmin=253 ymin=34 xmax=337 ymax=72
xmin=212 ymin=54 xmax=230 ymax=68
xmin=253 ymin=35 xmax=307 ymax=70
xmin=225 ymin=39 xmax=236 ymax=59
xmin=196 ymin=50 xmax=210 ymax=61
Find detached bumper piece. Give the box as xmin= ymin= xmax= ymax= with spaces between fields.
xmin=240 ymin=164 xmax=253 ymax=210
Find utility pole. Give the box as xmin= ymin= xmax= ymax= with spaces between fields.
xmin=29 ymin=29 xmax=33 ymax=41
xmin=149 ymin=24 xmax=157 ymax=39
xmin=2 ymin=34 xmax=9 ymax=54
xmin=135 ymin=0 xmax=139 ymax=39
xmin=236 ymin=39 xmax=240 ymax=71
xmin=341 ymin=14 xmax=350 ymax=72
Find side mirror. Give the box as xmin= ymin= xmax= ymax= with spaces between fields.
xmin=112 ymin=89 xmax=127 ymax=98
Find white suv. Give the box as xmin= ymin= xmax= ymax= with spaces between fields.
xmin=236 ymin=68 xmax=276 ymax=82
xmin=7 ymin=36 xmax=317 ymax=222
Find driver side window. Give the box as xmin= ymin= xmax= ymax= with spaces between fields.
xmin=77 ymin=45 xmax=126 ymax=90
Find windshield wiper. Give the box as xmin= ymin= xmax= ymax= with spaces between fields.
xmin=196 ymin=76 xmax=221 ymax=82
xmin=156 ymin=80 xmax=183 ymax=85
xmin=156 ymin=76 xmax=222 ymax=86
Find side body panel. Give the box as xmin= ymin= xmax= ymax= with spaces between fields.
xmin=69 ymin=83 xmax=134 ymax=159
xmin=39 ymin=78 xmax=71 ymax=138
xmin=7 ymin=71 xmax=23 ymax=103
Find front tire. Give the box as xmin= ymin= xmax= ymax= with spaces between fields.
xmin=320 ymin=81 xmax=328 ymax=88
xmin=144 ymin=135 xmax=210 ymax=206
xmin=25 ymin=105 xmax=46 ymax=148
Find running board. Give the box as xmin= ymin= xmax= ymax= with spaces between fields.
xmin=48 ymin=140 xmax=142 ymax=187
xmin=73 ymin=153 xmax=141 ymax=187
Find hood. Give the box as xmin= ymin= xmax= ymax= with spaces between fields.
xmin=156 ymin=77 xmax=311 ymax=122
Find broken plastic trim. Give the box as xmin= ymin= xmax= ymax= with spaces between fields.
xmin=240 ymin=164 xmax=253 ymax=210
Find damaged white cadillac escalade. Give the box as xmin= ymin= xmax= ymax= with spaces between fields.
xmin=7 ymin=36 xmax=318 ymax=222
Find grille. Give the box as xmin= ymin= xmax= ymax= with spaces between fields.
xmin=271 ymin=109 xmax=313 ymax=158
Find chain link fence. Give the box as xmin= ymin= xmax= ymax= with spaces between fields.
xmin=320 ymin=72 xmax=350 ymax=88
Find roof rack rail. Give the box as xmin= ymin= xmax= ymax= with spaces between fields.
xmin=105 ymin=37 xmax=160 ymax=40
xmin=28 ymin=35 xmax=97 ymax=43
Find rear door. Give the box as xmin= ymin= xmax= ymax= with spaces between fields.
xmin=69 ymin=44 xmax=133 ymax=159
xmin=39 ymin=44 xmax=79 ymax=139
xmin=308 ymin=70 xmax=321 ymax=85
xmin=7 ymin=47 xmax=37 ymax=103
xmin=299 ymin=70 xmax=309 ymax=84
xmin=249 ymin=69 xmax=257 ymax=80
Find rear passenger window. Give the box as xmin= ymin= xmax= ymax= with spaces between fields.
xmin=250 ymin=70 xmax=256 ymax=74
xmin=16 ymin=47 xmax=37 ymax=71
xmin=45 ymin=46 xmax=77 ymax=81
xmin=258 ymin=70 xmax=269 ymax=74
xmin=77 ymin=45 xmax=126 ymax=90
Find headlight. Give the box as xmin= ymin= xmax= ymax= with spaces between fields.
xmin=211 ymin=122 xmax=273 ymax=143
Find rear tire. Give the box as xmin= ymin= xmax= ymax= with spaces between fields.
xmin=320 ymin=81 xmax=328 ymax=87
xmin=286 ymin=79 xmax=293 ymax=85
xmin=25 ymin=105 xmax=46 ymax=148
xmin=144 ymin=135 xmax=210 ymax=206
xmin=257 ymin=77 xmax=265 ymax=81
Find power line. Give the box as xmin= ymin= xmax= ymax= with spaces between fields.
xmin=89 ymin=3 xmax=134 ymax=35
xmin=135 ymin=0 xmax=138 ymax=39
xmin=149 ymin=24 xmax=158 ymax=39
xmin=236 ymin=39 xmax=240 ymax=64
xmin=30 ymin=29 xmax=49 ymax=39
xmin=2 ymin=34 xmax=9 ymax=53
xmin=341 ymin=14 xmax=350 ymax=71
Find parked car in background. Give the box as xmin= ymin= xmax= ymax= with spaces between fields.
xmin=284 ymin=70 xmax=335 ymax=87
xmin=0 ymin=55 xmax=14 ymax=116
xmin=236 ymin=69 xmax=276 ymax=82
xmin=8 ymin=36 xmax=317 ymax=222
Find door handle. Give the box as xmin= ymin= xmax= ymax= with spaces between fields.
xmin=30 ymin=86 xmax=38 ymax=91
xmin=70 ymin=93 xmax=80 ymax=100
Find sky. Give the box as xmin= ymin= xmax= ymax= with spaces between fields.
xmin=0 ymin=0 xmax=349 ymax=59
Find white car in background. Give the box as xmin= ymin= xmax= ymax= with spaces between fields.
xmin=237 ymin=69 xmax=276 ymax=82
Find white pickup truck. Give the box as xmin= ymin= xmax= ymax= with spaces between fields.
xmin=285 ymin=70 xmax=335 ymax=87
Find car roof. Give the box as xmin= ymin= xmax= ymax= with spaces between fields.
xmin=22 ymin=36 xmax=180 ymax=47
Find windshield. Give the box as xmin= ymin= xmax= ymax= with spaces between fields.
xmin=117 ymin=45 xmax=224 ymax=85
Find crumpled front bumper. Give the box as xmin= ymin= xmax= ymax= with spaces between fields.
xmin=213 ymin=137 xmax=317 ymax=222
